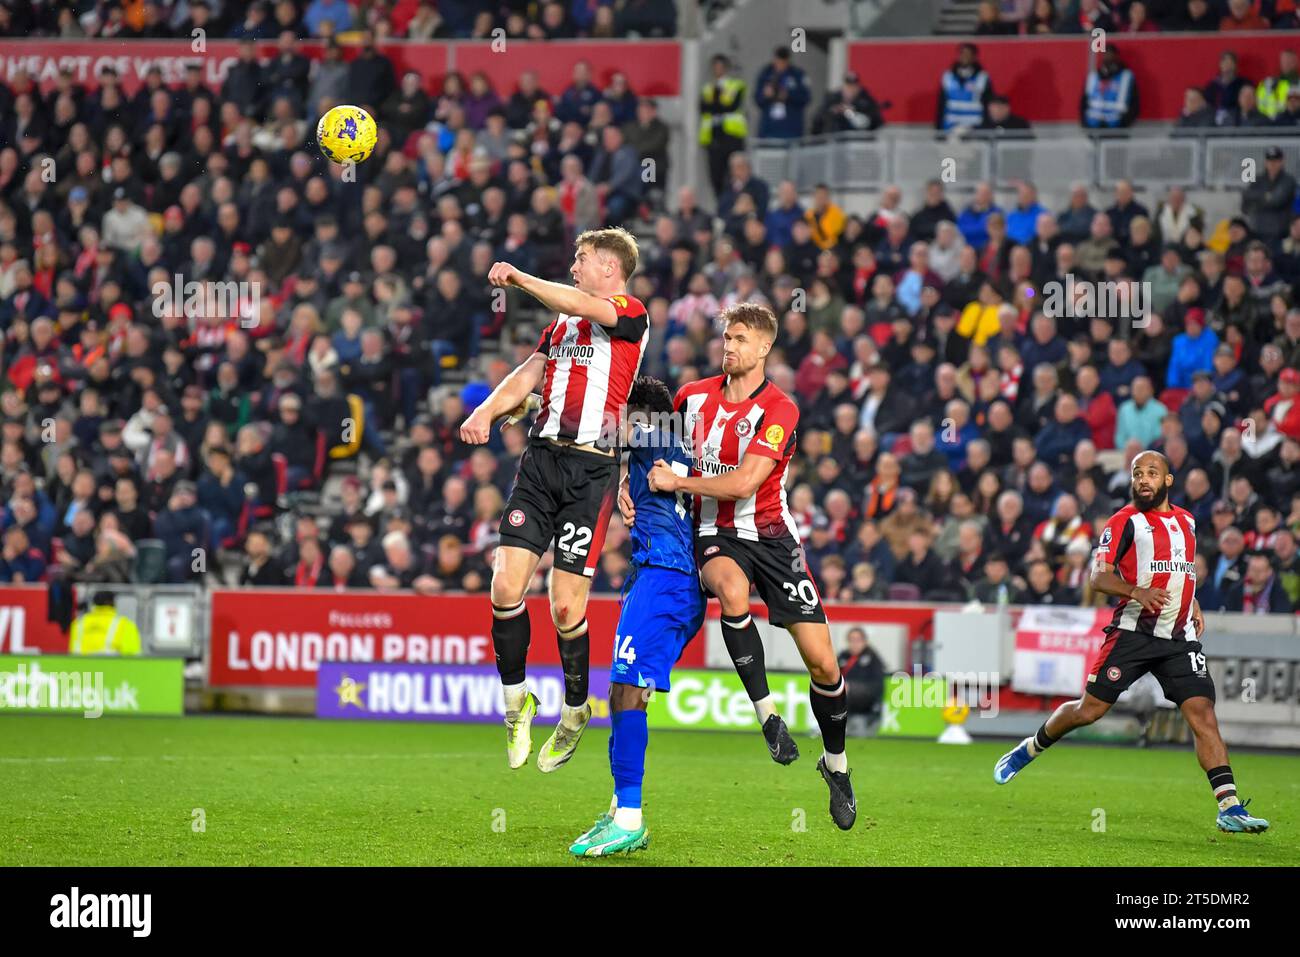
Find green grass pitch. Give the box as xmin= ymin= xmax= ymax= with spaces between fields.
xmin=1 ymin=714 xmax=1295 ymax=866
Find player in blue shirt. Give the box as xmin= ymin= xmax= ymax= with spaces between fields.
xmin=569 ymin=376 xmax=705 ymax=858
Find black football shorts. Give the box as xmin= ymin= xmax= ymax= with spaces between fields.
xmin=695 ymin=532 xmax=827 ymax=627
xmin=1086 ymin=629 xmax=1215 ymax=705
xmin=499 ymin=439 xmax=618 ymax=577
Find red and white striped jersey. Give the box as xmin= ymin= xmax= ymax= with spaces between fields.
xmin=675 ymin=376 xmax=800 ymax=541
xmin=531 ymin=294 xmax=649 ymax=450
xmin=1096 ymin=503 xmax=1198 ymax=640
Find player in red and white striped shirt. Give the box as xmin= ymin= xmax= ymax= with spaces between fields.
xmin=994 ymin=450 xmax=1270 ymax=834
xmin=643 ymin=303 xmax=857 ymax=830
xmin=459 ymin=228 xmax=647 ymax=774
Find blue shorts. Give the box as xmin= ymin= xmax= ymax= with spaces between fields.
xmin=610 ymin=564 xmax=705 ymax=692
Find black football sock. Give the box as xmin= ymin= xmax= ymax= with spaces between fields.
xmin=491 ymin=600 xmax=530 ymax=687
xmin=810 ymin=675 xmax=849 ymax=763
xmin=1208 ymin=765 xmax=1239 ymax=810
xmin=1029 ymin=722 xmax=1059 ymax=756
xmin=557 ymin=618 xmax=590 ymax=708
xmin=721 ymin=612 xmax=772 ymax=714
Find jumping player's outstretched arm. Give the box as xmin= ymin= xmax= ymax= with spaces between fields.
xmin=459 ymin=352 xmax=547 ymax=444
xmin=649 ymin=452 xmax=776 ymax=502
xmin=487 ymin=261 xmax=622 ymax=328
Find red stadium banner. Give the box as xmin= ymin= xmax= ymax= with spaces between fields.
xmin=847 ymin=31 xmax=1295 ymax=124
xmin=0 ymin=585 xmax=68 ymax=655
xmin=451 ymin=40 xmax=680 ymax=97
xmin=207 ymin=587 xmax=707 ymax=688
xmin=0 ymin=39 xmax=449 ymax=96
xmin=0 ymin=38 xmax=680 ymax=99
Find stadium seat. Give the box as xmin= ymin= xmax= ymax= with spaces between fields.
xmin=887 ymin=583 xmax=922 ymax=602
xmin=1159 ymin=387 xmax=1189 ymax=413
xmin=133 ymin=540 xmax=167 ymax=585
xmin=311 ymin=432 xmax=327 ymax=487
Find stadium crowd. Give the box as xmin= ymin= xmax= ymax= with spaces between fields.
xmin=0 ymin=0 xmax=679 ymax=40
xmin=0 ymin=10 xmax=1298 ymax=618
xmin=976 ymin=0 xmax=1300 ymax=34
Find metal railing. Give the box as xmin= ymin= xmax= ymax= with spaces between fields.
xmin=750 ymin=130 xmax=1300 ymax=192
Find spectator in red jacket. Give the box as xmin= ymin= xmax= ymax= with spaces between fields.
xmin=1263 ymin=367 xmax=1300 ymax=445
xmin=1074 ymin=363 xmax=1117 ymax=450
xmin=795 ymin=330 xmax=848 ymax=402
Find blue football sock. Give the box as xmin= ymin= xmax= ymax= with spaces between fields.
xmin=610 ymin=708 xmax=648 ymax=810
xmin=607 ymin=716 xmax=616 ymax=794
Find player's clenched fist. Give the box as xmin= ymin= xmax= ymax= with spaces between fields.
xmin=459 ymin=406 xmax=492 ymax=444
xmin=647 ymin=459 xmax=679 ymax=493
xmin=618 ymin=475 xmax=636 ymax=526
xmin=488 ymin=262 xmax=520 ymax=287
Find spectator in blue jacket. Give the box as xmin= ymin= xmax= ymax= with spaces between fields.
xmin=717 ymin=153 xmax=771 ymax=222
xmin=935 ymin=397 xmax=980 ymax=472
xmin=197 ymin=447 xmax=248 ymax=549
xmin=154 ymin=481 xmax=212 ymax=583
xmin=956 ymin=181 xmax=1001 ymax=250
xmin=1005 ymin=181 xmax=1047 ymax=245
xmin=1223 ymin=552 xmax=1295 ymax=614
xmin=1179 ymin=370 xmax=1221 ymax=444
xmin=228 ymin=2 xmax=279 ymax=39
xmin=754 ymin=46 xmax=810 ymax=139
xmin=556 ymin=60 xmax=602 ymax=126
xmin=765 ymin=180 xmax=805 ymax=249
xmin=1 ymin=494 xmax=53 ymax=557
xmin=0 ymin=526 xmax=45 ymax=583
xmin=1035 ymin=393 xmax=1093 ymax=468
xmin=304 ymin=0 xmax=353 ymax=37
xmin=1020 ymin=313 xmax=1067 ymax=373
xmin=1210 ymin=343 xmax=1251 ymax=417
xmin=1166 ymin=309 xmax=1219 ymax=389
xmin=1099 ymin=337 xmax=1146 ymax=403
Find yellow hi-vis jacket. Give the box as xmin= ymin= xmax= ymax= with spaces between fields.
xmin=1257 ymin=75 xmax=1297 ymax=119
xmin=68 ymin=605 xmax=142 ymax=656
xmin=699 ymin=76 xmax=748 ymax=145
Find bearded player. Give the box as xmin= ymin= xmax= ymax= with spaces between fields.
xmin=994 ymin=450 xmax=1270 ymax=835
xmin=460 ymin=227 xmax=648 ymax=773
xmin=639 ymin=303 xmax=856 ymax=830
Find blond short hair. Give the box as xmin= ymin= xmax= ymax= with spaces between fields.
xmin=575 ymin=226 xmax=639 ymax=280
xmin=720 ymin=302 xmax=779 ymax=340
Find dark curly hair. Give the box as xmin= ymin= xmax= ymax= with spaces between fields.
xmin=626 ymin=376 xmax=673 ymax=417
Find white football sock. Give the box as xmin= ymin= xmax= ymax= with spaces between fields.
xmin=608 ymin=794 xmax=618 ymax=816
xmin=560 ymin=702 xmax=588 ymax=729
xmin=823 ymin=749 xmax=848 ymax=774
xmin=754 ymin=695 xmax=777 ymax=724
xmin=503 ymin=682 xmax=528 ymax=711
xmin=613 ymin=806 xmax=643 ymax=830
